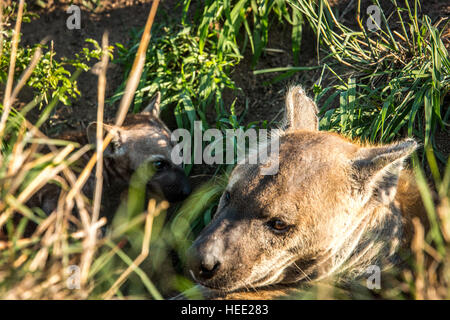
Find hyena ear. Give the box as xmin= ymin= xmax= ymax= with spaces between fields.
xmin=141 ymin=91 xmax=161 ymax=117
xmin=283 ymin=86 xmax=319 ymax=132
xmin=86 ymin=122 xmax=123 ymax=157
xmin=352 ymin=138 xmax=418 ymax=204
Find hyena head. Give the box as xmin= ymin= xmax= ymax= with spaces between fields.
xmin=187 ymin=86 xmax=417 ymax=292
xmin=87 ymin=93 xmax=191 ymax=203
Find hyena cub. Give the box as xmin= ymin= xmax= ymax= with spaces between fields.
xmin=29 ymin=93 xmax=191 ymax=218
xmin=186 ymin=86 xmax=426 ymax=299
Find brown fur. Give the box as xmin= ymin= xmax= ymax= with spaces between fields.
xmin=396 ymin=171 xmax=429 ymax=245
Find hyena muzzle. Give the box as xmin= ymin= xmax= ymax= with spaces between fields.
xmin=28 ymin=92 xmax=191 ymax=217
xmin=185 ymin=86 xmax=426 ymax=299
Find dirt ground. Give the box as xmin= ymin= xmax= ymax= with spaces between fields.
xmin=18 ymin=0 xmax=450 ymax=152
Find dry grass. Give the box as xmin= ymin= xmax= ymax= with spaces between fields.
xmin=0 ymin=0 xmax=165 ymax=299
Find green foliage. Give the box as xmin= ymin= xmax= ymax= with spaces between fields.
xmin=272 ymin=0 xmax=449 ymax=161
xmin=0 ymin=1 xmax=38 ymax=25
xmin=80 ymin=0 xmax=103 ymax=12
xmin=183 ymin=0 xmax=302 ymax=67
xmin=0 ymin=38 xmax=112 ymax=107
xmin=0 ymin=2 xmax=113 ymax=109
xmin=111 ymin=25 xmax=239 ymax=132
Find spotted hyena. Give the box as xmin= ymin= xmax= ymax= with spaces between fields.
xmin=185 ymin=86 xmax=426 ymax=299
xmin=28 ymin=93 xmax=191 ymax=219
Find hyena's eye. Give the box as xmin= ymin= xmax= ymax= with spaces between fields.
xmin=267 ymin=219 xmax=290 ymax=233
xmin=153 ymin=160 xmax=169 ymax=170
xmin=223 ymin=191 xmax=231 ymax=204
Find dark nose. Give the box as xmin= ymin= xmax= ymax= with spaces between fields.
xmin=160 ymin=169 xmax=192 ymax=203
xmin=187 ymin=246 xmax=222 ymax=281
xmin=172 ymin=168 xmax=191 ymax=200
xmin=199 ymin=255 xmax=221 ymax=280
xmin=179 ymin=179 xmax=192 ymax=199
xmin=164 ymin=178 xmax=191 ymax=202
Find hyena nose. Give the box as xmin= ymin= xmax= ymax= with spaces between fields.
xmin=187 ymin=246 xmax=222 ymax=281
xmin=180 ymin=182 xmax=192 ymax=199
xmin=199 ymin=257 xmax=221 ymax=280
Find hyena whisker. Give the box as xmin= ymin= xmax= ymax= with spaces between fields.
xmin=291 ymin=261 xmax=312 ymax=283
xmin=248 ymin=254 xmax=298 ymax=288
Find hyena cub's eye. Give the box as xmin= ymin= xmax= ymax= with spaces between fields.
xmin=223 ymin=191 xmax=231 ymax=204
xmin=267 ymin=219 xmax=290 ymax=234
xmin=153 ymin=160 xmax=169 ymax=170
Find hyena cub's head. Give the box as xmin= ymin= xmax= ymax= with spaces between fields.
xmin=87 ymin=93 xmax=191 ymax=203
xmin=187 ymin=86 xmax=417 ymax=292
